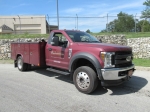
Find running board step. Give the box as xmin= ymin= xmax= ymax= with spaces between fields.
xmin=46 ymin=68 xmax=70 ymax=75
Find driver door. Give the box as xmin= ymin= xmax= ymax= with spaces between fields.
xmin=46 ymin=32 xmax=70 ymax=70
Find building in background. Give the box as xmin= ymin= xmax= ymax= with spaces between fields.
xmin=0 ymin=24 xmax=13 ymax=34
xmin=0 ymin=15 xmax=58 ymax=34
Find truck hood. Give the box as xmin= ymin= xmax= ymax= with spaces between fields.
xmin=77 ymin=43 xmax=132 ymax=51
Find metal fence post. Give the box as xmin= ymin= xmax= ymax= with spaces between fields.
xmin=17 ymin=15 xmax=21 ymax=34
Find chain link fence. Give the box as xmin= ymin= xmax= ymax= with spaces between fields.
xmin=0 ymin=14 xmax=147 ymax=34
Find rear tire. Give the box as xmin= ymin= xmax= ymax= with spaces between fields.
xmin=73 ymin=66 xmax=98 ymax=94
xmin=17 ymin=56 xmax=27 ymax=71
xmin=26 ymin=64 xmax=31 ymax=71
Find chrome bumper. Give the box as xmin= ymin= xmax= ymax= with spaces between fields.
xmin=101 ymin=65 xmax=135 ymax=80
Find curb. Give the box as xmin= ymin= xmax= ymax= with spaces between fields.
xmin=135 ymin=66 xmax=150 ymax=71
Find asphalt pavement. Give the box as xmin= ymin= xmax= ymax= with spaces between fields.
xmin=0 ymin=64 xmax=150 ymax=112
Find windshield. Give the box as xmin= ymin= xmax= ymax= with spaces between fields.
xmin=65 ymin=31 xmax=101 ymax=43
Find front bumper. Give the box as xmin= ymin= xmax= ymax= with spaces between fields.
xmin=100 ymin=65 xmax=135 ymax=86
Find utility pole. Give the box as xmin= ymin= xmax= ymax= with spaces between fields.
xmin=56 ymin=0 xmax=59 ymax=29
xmin=17 ymin=15 xmax=21 ymax=34
xmin=47 ymin=14 xmax=50 ymax=33
xmin=76 ymin=14 xmax=78 ymax=30
xmin=135 ymin=13 xmax=137 ymax=33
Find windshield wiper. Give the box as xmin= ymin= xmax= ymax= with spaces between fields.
xmin=79 ymin=41 xmax=101 ymax=43
xmin=91 ymin=41 xmax=101 ymax=43
xmin=80 ymin=41 xmax=91 ymax=43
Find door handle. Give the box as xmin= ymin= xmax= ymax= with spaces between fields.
xmin=48 ymin=48 xmax=52 ymax=51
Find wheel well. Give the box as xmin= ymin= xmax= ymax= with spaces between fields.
xmin=14 ymin=54 xmax=21 ymax=67
xmin=16 ymin=54 xmax=21 ymax=60
xmin=71 ymin=58 xmax=97 ymax=74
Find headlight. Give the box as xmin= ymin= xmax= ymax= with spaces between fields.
xmin=100 ymin=52 xmax=115 ymax=68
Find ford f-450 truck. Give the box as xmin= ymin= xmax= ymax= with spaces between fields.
xmin=11 ymin=30 xmax=135 ymax=94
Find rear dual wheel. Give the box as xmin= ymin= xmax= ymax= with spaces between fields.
xmin=17 ymin=56 xmax=30 ymax=71
xmin=73 ymin=66 xmax=98 ymax=94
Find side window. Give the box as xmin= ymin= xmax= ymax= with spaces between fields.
xmin=53 ymin=33 xmax=68 ymax=47
xmin=48 ymin=32 xmax=54 ymax=44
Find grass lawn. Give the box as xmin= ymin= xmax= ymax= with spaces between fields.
xmin=1 ymin=32 xmax=150 ymax=39
xmin=91 ymin=32 xmax=150 ymax=38
xmin=0 ymin=59 xmax=14 ymax=64
xmin=133 ymin=58 xmax=150 ymax=67
xmin=0 ymin=34 xmax=49 ymax=39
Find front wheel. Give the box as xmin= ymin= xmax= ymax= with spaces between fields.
xmin=73 ymin=66 xmax=98 ymax=94
xmin=17 ymin=56 xmax=27 ymax=71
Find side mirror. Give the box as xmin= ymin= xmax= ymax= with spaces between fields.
xmin=51 ymin=36 xmax=59 ymax=46
xmin=63 ymin=41 xmax=68 ymax=48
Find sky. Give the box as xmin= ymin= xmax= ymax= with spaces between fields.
xmin=0 ymin=0 xmax=146 ymax=32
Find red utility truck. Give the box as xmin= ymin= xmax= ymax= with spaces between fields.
xmin=11 ymin=30 xmax=135 ymax=94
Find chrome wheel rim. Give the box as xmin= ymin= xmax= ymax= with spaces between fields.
xmin=18 ymin=58 xmax=22 ymax=69
xmin=76 ymin=72 xmax=90 ymax=89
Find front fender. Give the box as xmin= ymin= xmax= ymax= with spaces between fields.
xmin=69 ymin=52 xmax=103 ymax=80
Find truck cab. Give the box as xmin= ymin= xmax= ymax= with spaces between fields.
xmin=11 ymin=30 xmax=135 ymax=94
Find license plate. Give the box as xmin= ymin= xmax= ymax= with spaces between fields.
xmin=128 ymin=70 xmax=133 ymax=77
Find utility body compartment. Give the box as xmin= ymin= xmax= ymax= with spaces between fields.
xmin=11 ymin=42 xmax=46 ymax=67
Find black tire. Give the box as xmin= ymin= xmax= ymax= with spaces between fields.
xmin=17 ymin=56 xmax=27 ymax=71
xmin=26 ymin=64 xmax=31 ymax=71
xmin=73 ymin=66 xmax=98 ymax=94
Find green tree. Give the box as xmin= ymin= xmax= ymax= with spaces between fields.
xmin=107 ymin=19 xmax=119 ymax=32
xmin=86 ymin=29 xmax=91 ymax=33
xmin=137 ymin=20 xmax=150 ymax=32
xmin=107 ymin=12 xmax=135 ymax=32
xmin=141 ymin=0 xmax=150 ymax=32
xmin=100 ymin=29 xmax=107 ymax=33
